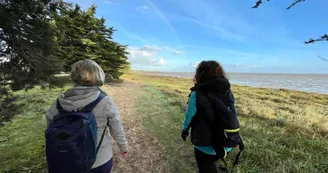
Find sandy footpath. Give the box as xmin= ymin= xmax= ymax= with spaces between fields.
xmin=102 ymin=80 xmax=169 ymax=173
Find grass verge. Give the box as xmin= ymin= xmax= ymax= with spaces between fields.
xmin=1 ymin=72 xmax=328 ymax=173
xmin=0 ymin=75 xmax=129 ymax=173
xmin=0 ymin=76 xmax=72 ymax=173
xmin=126 ymin=71 xmax=328 ymax=173
xmin=135 ymin=86 xmax=198 ymax=173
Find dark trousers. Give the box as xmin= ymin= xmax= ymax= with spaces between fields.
xmin=194 ymin=148 xmax=220 ymax=173
xmin=90 ymin=159 xmax=113 ymax=173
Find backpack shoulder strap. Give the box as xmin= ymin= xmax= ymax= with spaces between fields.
xmin=233 ymin=135 xmax=245 ymax=167
xmin=56 ymin=99 xmax=67 ymax=114
xmin=95 ymin=88 xmax=109 ymax=154
xmin=207 ymin=93 xmax=230 ymax=114
xmin=81 ymin=92 xmax=106 ymax=112
xmin=96 ymin=122 xmax=108 ymax=154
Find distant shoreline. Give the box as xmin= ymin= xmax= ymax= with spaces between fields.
xmin=139 ymin=70 xmax=328 ymax=76
xmin=122 ymin=71 xmax=328 ymax=173
xmin=135 ymin=71 xmax=328 ymax=95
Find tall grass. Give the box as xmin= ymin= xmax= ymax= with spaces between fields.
xmin=1 ymin=72 xmax=327 ymax=173
xmin=135 ymin=86 xmax=197 ymax=173
xmin=126 ymin=71 xmax=328 ymax=173
xmin=0 ymin=75 xmax=125 ymax=173
xmin=0 ymin=76 xmax=72 ymax=173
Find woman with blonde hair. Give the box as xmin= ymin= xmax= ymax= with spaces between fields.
xmin=45 ymin=59 xmax=128 ymax=173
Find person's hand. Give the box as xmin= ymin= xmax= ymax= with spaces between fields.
xmin=121 ymin=152 xmax=128 ymax=158
xmin=181 ymin=130 xmax=189 ymax=141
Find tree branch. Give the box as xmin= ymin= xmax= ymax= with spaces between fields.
xmin=318 ymin=55 xmax=328 ymax=62
xmin=252 ymin=0 xmax=263 ymax=8
xmin=286 ymin=0 xmax=306 ymax=9
xmin=305 ymin=34 xmax=328 ymax=44
xmin=253 ymin=0 xmax=305 ymax=9
xmin=252 ymin=0 xmax=270 ymax=8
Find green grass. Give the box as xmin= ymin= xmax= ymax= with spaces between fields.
xmin=1 ymin=72 xmax=328 ymax=173
xmin=135 ymin=86 xmax=197 ymax=173
xmin=0 ymin=76 xmax=72 ymax=173
xmin=0 ymin=75 xmax=124 ymax=173
xmin=126 ymin=71 xmax=328 ymax=173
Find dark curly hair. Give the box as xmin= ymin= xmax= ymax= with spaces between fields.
xmin=194 ymin=60 xmax=227 ymax=83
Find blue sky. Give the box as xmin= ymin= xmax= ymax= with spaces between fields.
xmin=72 ymin=0 xmax=328 ymax=73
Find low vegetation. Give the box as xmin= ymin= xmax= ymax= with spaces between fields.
xmin=0 ymin=82 xmax=71 ymax=172
xmin=0 ymin=75 xmax=120 ymax=173
xmin=126 ymin=71 xmax=328 ymax=173
xmin=0 ymin=75 xmax=75 ymax=172
xmin=1 ymin=72 xmax=327 ymax=173
xmin=1 ymin=0 xmax=129 ymax=97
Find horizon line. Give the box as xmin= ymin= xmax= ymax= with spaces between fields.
xmin=132 ymin=70 xmax=328 ymax=75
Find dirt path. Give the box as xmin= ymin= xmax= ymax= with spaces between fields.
xmin=102 ymin=80 xmax=169 ymax=173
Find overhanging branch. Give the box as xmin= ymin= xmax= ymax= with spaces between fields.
xmin=252 ymin=0 xmax=269 ymax=8
xmin=286 ymin=0 xmax=306 ymax=9
xmin=318 ymin=55 xmax=328 ymax=62
xmin=253 ymin=0 xmax=305 ymax=9
xmin=305 ymin=34 xmax=328 ymax=44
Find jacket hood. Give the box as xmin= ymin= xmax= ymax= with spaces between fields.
xmin=192 ymin=75 xmax=231 ymax=94
xmin=58 ymin=85 xmax=100 ymax=112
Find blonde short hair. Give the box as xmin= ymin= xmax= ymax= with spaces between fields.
xmin=70 ymin=59 xmax=105 ymax=86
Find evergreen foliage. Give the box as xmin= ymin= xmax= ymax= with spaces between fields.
xmin=0 ymin=0 xmax=59 ymax=92
xmin=53 ymin=2 xmax=129 ymax=78
xmin=0 ymin=0 xmax=130 ymax=96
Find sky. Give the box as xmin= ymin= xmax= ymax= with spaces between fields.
xmin=71 ymin=0 xmax=328 ymax=74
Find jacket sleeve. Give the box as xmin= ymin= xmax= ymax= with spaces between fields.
xmin=106 ymin=96 xmax=129 ymax=153
xmin=182 ymin=91 xmax=197 ymax=131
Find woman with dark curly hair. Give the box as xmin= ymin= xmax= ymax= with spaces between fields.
xmin=181 ymin=60 xmax=235 ymax=173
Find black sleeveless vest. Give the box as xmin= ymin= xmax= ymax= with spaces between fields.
xmin=189 ymin=76 xmax=231 ymax=146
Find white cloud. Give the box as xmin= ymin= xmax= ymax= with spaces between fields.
xmin=136 ymin=5 xmax=149 ymax=14
xmin=240 ymin=64 xmax=264 ymax=69
xmin=225 ymin=63 xmax=265 ymax=69
xmin=188 ymin=61 xmax=200 ymax=68
xmin=126 ymin=44 xmax=185 ymax=67
xmin=127 ymin=45 xmax=167 ymax=66
xmin=154 ymin=58 xmax=166 ymax=66
xmin=104 ymin=0 xmax=120 ymax=4
xmin=172 ymin=50 xmax=184 ymax=55
xmin=143 ymin=45 xmax=161 ymax=51
xmin=161 ymin=46 xmax=185 ymax=55
xmin=137 ymin=45 xmax=185 ymax=55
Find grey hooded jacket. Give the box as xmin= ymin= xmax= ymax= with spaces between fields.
xmin=46 ymin=85 xmax=128 ymax=169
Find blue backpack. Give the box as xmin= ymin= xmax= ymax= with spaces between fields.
xmin=45 ymin=92 xmax=107 ymax=173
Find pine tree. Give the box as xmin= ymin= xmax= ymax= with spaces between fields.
xmin=0 ymin=0 xmax=60 ymax=93
xmin=52 ymin=2 xmax=129 ymax=78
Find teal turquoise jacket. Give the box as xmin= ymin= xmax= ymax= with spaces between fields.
xmin=182 ymin=91 xmax=231 ymax=155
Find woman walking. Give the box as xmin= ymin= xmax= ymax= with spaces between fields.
xmin=181 ymin=60 xmax=235 ymax=173
xmin=46 ymin=59 xmax=128 ymax=173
